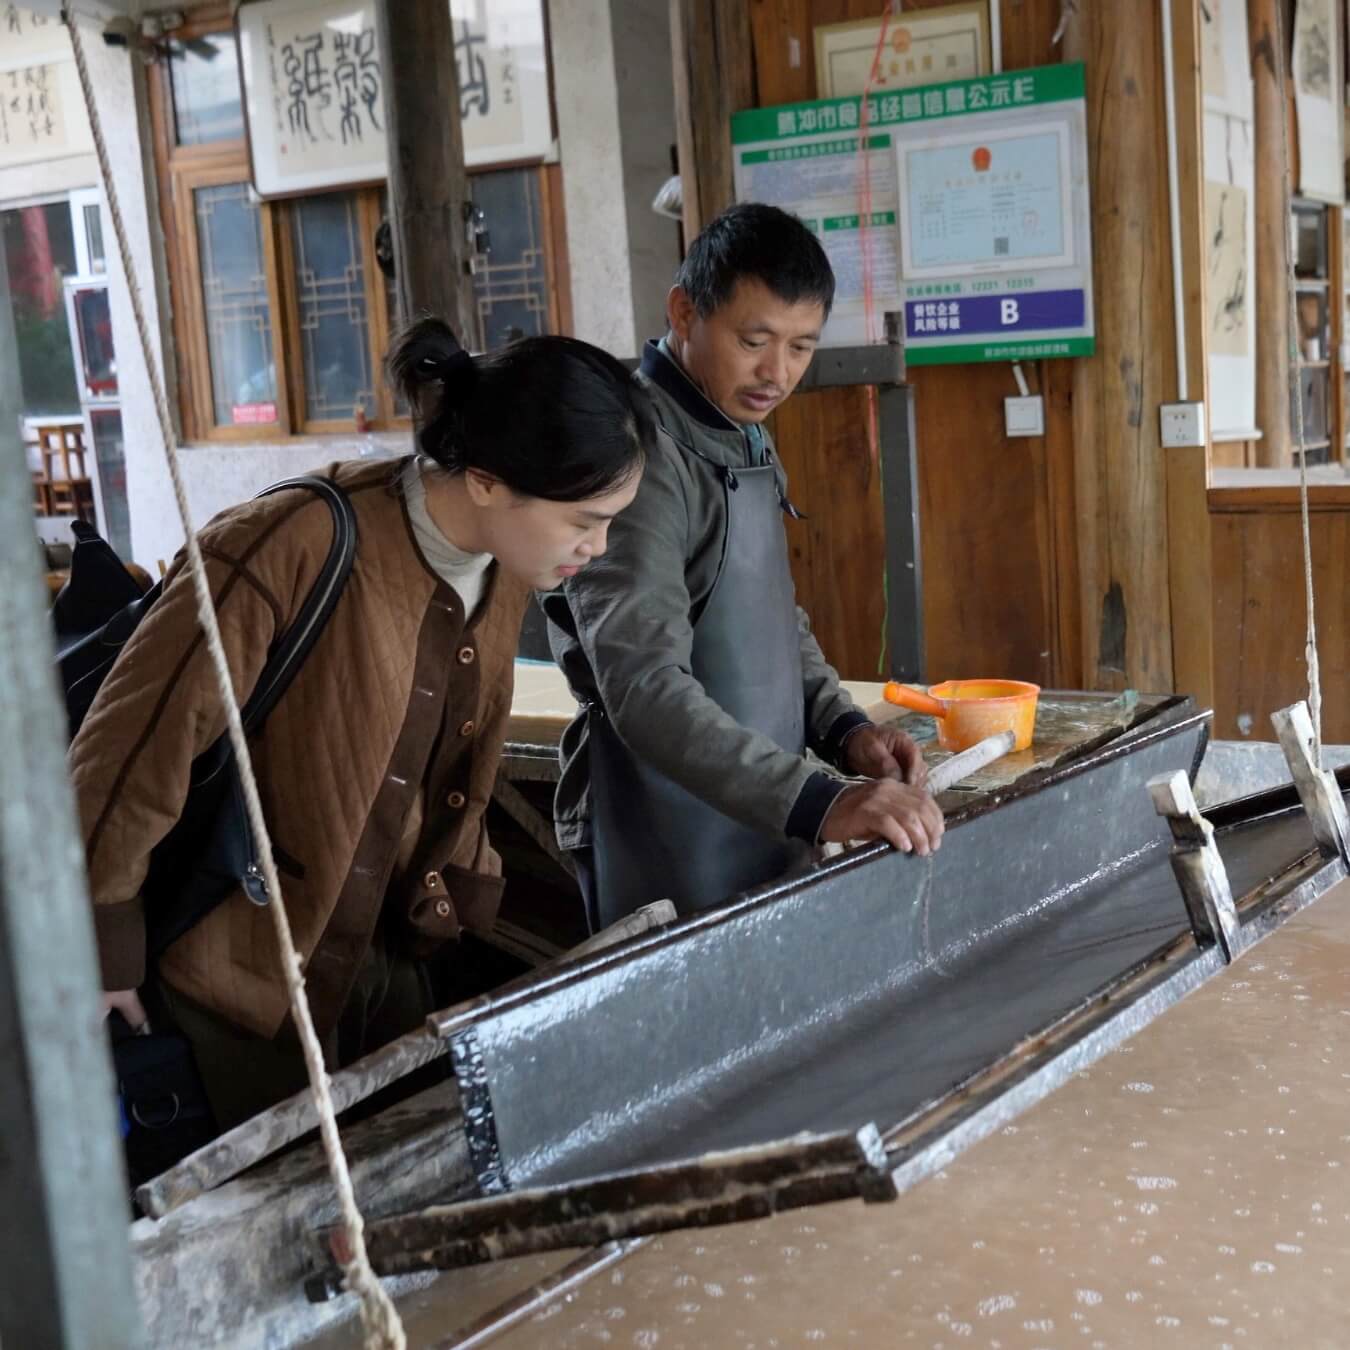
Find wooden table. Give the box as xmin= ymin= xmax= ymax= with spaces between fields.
xmin=505 ymin=661 xmax=1171 ymax=803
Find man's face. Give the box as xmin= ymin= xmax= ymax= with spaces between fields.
xmin=667 ymin=278 xmax=825 ymax=425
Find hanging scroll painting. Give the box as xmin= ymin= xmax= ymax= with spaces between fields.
xmin=0 ymin=6 xmax=94 ymax=170
xmin=1292 ymin=0 xmax=1343 ymax=204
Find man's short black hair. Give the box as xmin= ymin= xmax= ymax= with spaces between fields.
xmin=675 ymin=203 xmax=835 ymax=320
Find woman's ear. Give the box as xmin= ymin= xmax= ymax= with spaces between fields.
xmin=463 ymin=466 xmax=506 ymax=507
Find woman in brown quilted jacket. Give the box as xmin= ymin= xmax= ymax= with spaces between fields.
xmin=74 ymin=318 xmax=653 ymax=1130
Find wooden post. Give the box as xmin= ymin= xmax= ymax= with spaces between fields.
xmin=1062 ymin=0 xmax=1178 ymax=693
xmin=1149 ymin=770 xmax=1241 ymax=960
xmin=1249 ymin=0 xmax=1292 ymax=466
xmin=1165 ymin=0 xmax=1217 ymax=711
xmin=375 ymin=0 xmax=479 ymax=348
xmin=670 ymin=0 xmax=754 ymax=239
xmin=1270 ymin=701 xmax=1350 ymax=860
xmin=0 ymin=328 xmax=144 ymax=1338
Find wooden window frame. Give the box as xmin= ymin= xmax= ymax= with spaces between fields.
xmin=147 ymin=9 xmax=572 ymax=443
xmin=147 ymin=7 xmax=403 ymax=442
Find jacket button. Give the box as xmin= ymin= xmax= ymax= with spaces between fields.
xmin=457 ymin=645 xmax=476 ymax=665
xmin=424 ymin=871 xmax=440 ymax=889
xmin=459 ymin=720 xmax=475 ymax=737
xmin=447 ymin=790 xmax=466 ymax=808
xmin=434 ymin=899 xmax=452 ymax=918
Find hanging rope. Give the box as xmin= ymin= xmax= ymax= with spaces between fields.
xmin=62 ymin=12 xmax=405 ymax=1347
xmin=1271 ymin=0 xmax=1324 ymax=766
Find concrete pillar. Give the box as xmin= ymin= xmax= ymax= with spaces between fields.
xmin=80 ymin=33 xmax=179 ymax=572
xmin=549 ymin=0 xmax=681 ymax=356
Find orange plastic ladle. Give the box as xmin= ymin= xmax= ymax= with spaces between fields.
xmin=883 ymin=679 xmax=1040 ymax=753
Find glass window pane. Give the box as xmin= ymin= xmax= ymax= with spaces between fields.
xmin=1295 ymin=289 xmax=1328 ymax=360
xmin=89 ymin=407 xmax=131 ymax=559
xmin=291 ymin=193 xmax=375 ymax=422
xmin=470 ymin=167 xmax=550 ymax=350
xmin=1292 ymin=205 xmax=1326 ymax=280
xmin=71 ymin=286 xmax=117 ymax=399
xmin=1294 ymin=366 xmax=1329 ymax=446
xmin=1 ymin=201 xmax=80 ymax=418
xmin=83 ymin=202 xmax=106 ymax=274
xmin=169 ymin=33 xmax=244 ymax=145
xmin=193 ymin=183 xmax=277 ymax=426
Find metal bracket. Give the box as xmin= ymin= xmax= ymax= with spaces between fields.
xmin=796 ymin=342 xmax=906 ymax=390
xmin=1270 ymin=702 xmax=1350 ymax=862
xmin=1148 ymin=770 xmax=1241 ymax=960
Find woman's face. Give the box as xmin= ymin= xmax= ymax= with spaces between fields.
xmin=467 ymin=467 xmax=643 ymax=590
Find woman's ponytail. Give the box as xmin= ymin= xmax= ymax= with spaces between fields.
xmin=386 ymin=317 xmax=477 ymax=470
xmin=385 ymin=317 xmax=653 ymax=503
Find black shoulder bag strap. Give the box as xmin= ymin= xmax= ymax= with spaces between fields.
xmin=238 ymin=475 xmax=358 ymax=730
xmin=143 ymin=475 xmax=358 ymax=957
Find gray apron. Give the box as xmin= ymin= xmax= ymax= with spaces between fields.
xmin=588 ymin=459 xmax=811 ymax=926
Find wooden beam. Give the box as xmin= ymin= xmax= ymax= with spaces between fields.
xmin=1148 ymin=770 xmax=1240 ymax=959
xmin=375 ymin=0 xmax=478 ymax=347
xmin=1165 ymin=0 xmax=1216 ymax=711
xmin=1062 ymin=0 xmax=1177 ymax=692
xmin=670 ymin=0 xmax=755 ymax=239
xmin=1271 ymin=701 xmax=1350 ymax=858
xmin=1248 ymin=0 xmax=1292 ymax=466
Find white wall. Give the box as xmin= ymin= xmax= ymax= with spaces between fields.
xmin=610 ymin=0 xmax=680 ymax=345
xmin=74 ymin=26 xmax=181 ymax=571
xmin=549 ymin=0 xmax=679 ymax=356
xmin=0 ymin=153 xmax=96 ymax=205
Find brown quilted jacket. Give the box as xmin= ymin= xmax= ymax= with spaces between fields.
xmin=69 ymin=457 xmax=529 ymax=1038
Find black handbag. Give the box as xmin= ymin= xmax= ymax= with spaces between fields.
xmin=110 ymin=1010 xmax=219 ymax=1194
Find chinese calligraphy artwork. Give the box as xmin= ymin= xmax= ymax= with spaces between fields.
xmin=240 ymin=0 xmax=386 ymax=195
xmin=813 ymin=1 xmax=990 ymax=100
xmin=0 ymin=7 xmax=93 ymax=168
xmin=239 ymin=0 xmax=551 ymax=196
xmin=450 ymin=0 xmax=550 ymax=166
xmin=1205 ymin=180 xmax=1248 ymax=359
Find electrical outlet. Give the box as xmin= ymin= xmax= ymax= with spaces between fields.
xmin=1004 ymin=395 xmax=1044 ymax=438
xmin=1159 ymin=401 xmax=1206 ymax=448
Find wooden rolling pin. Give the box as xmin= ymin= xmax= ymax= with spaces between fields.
xmin=926 ymin=730 xmax=1017 ymax=794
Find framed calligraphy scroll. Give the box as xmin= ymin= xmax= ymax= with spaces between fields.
xmin=237 ymin=0 xmax=551 ymax=198
xmin=238 ymin=0 xmax=386 ymax=197
xmin=0 ymin=7 xmax=94 ymax=170
xmin=450 ymin=0 xmax=553 ymax=168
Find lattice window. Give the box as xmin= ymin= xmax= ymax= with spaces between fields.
xmin=148 ymin=4 xmax=568 ymax=443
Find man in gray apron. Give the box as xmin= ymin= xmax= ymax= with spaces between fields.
xmin=543 ymin=204 xmax=943 ymax=930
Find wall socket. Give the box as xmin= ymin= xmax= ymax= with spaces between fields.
xmin=1159 ymin=401 xmax=1206 ymax=448
xmin=1004 ymin=394 xmax=1045 ymax=438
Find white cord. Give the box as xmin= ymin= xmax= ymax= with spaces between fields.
xmin=63 ymin=15 xmax=405 ymax=1347
xmin=1160 ymin=0 xmax=1189 ymax=402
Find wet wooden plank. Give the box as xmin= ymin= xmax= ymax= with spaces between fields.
xmin=507 ymin=664 xmax=1172 ymax=800
xmin=867 ymin=690 xmax=1173 ymax=796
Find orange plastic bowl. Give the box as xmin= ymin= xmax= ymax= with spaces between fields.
xmin=883 ymin=678 xmax=1040 ymax=753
